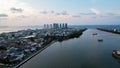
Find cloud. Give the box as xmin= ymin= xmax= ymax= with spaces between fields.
xmin=72 ymin=15 xmax=81 ymax=18
xmin=79 ymin=13 xmax=96 ymax=15
xmin=106 ymin=12 xmax=120 ymax=16
xmin=51 ymin=11 xmax=55 ymax=14
xmin=61 ymin=11 xmax=69 ymax=15
xmin=100 ymin=12 xmax=120 ymax=18
xmin=107 ymin=13 xmax=115 ymax=16
xmin=92 ymin=16 xmax=97 ymax=18
xmin=18 ymin=15 xmax=27 ymax=18
xmin=100 ymin=15 xmax=108 ymax=18
xmin=40 ymin=10 xmax=69 ymax=16
xmin=10 ymin=7 xmax=24 ymax=13
xmin=90 ymin=8 xmax=100 ymax=15
xmin=40 ymin=11 xmax=48 ymax=14
xmin=0 ymin=13 xmax=8 ymax=17
xmin=56 ymin=11 xmax=69 ymax=15
xmin=56 ymin=13 xmax=61 ymax=15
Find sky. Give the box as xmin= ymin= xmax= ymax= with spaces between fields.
xmin=0 ymin=0 xmax=120 ymax=26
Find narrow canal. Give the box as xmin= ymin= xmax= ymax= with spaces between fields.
xmin=19 ymin=29 xmax=120 ymax=68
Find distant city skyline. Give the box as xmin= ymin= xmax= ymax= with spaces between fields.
xmin=44 ymin=23 xmax=68 ymax=29
xmin=0 ymin=0 xmax=120 ymax=26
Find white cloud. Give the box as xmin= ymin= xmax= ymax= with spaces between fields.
xmin=0 ymin=0 xmax=38 ymax=17
xmin=0 ymin=13 xmax=8 ymax=17
xmin=90 ymin=8 xmax=100 ymax=15
xmin=40 ymin=11 xmax=48 ymax=14
xmin=0 ymin=0 xmax=40 ymax=26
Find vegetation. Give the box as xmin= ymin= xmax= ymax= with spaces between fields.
xmin=0 ymin=58 xmax=20 ymax=66
xmin=0 ymin=46 xmax=7 ymax=50
xmin=97 ymin=28 xmax=120 ymax=34
xmin=44 ymin=28 xmax=87 ymax=42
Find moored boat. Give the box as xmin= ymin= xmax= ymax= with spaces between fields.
xmin=112 ymin=50 xmax=120 ymax=59
xmin=93 ymin=33 xmax=97 ymax=35
xmin=98 ymin=39 xmax=103 ymax=42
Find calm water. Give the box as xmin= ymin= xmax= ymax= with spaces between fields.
xmin=19 ymin=29 xmax=120 ymax=68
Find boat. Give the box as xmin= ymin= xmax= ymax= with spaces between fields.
xmin=98 ymin=39 xmax=103 ymax=42
xmin=112 ymin=50 xmax=120 ymax=59
xmin=92 ymin=33 xmax=97 ymax=35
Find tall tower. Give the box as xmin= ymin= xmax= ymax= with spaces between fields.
xmin=65 ymin=23 xmax=68 ymax=29
xmin=44 ymin=24 xmax=46 ymax=29
xmin=62 ymin=23 xmax=65 ymax=28
xmin=53 ymin=23 xmax=57 ymax=29
xmin=50 ymin=24 xmax=52 ymax=29
xmin=47 ymin=24 xmax=49 ymax=29
xmin=60 ymin=23 xmax=62 ymax=28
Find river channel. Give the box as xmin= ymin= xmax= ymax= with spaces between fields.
xmin=20 ymin=29 xmax=120 ymax=68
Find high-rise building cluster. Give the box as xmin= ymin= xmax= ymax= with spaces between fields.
xmin=44 ymin=23 xmax=68 ymax=29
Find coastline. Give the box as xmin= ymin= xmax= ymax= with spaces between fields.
xmin=14 ymin=41 xmax=56 ymax=68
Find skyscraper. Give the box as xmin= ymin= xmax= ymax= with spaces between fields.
xmin=65 ymin=23 xmax=68 ymax=29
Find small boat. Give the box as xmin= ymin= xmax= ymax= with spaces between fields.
xmin=112 ymin=50 xmax=120 ymax=59
xmin=93 ymin=33 xmax=97 ymax=35
xmin=98 ymin=39 xmax=103 ymax=42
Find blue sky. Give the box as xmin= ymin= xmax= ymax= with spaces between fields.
xmin=0 ymin=0 xmax=120 ymax=26
xmin=21 ymin=0 xmax=120 ymax=12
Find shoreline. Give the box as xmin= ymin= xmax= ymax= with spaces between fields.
xmin=14 ymin=41 xmax=55 ymax=68
xmin=97 ymin=28 xmax=120 ymax=35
